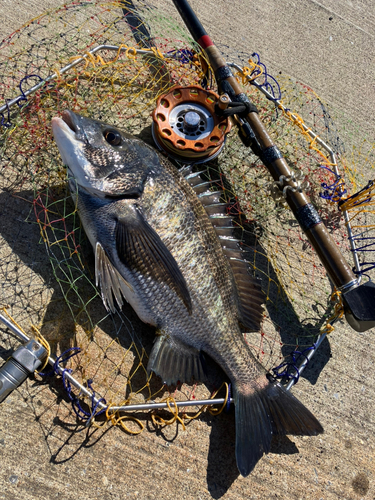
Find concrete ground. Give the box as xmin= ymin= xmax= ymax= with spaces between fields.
xmin=0 ymin=1 xmax=374 ymax=499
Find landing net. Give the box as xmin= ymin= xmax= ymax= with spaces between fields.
xmin=0 ymin=0 xmax=374 ymax=427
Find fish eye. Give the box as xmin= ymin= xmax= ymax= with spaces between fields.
xmin=103 ymin=129 xmax=122 ymax=146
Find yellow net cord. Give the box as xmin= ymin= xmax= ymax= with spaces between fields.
xmin=88 ymin=382 xmax=231 ymax=434
xmin=321 ymin=289 xmax=345 ymax=335
xmin=339 ymin=180 xmax=375 ymax=213
xmin=30 ymin=325 xmax=51 ymax=372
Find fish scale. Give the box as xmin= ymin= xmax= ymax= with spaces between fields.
xmin=52 ymin=109 xmax=324 ymax=477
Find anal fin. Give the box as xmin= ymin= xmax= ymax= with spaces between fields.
xmin=147 ymin=332 xmax=206 ymax=386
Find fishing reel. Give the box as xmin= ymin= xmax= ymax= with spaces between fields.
xmin=152 ymin=85 xmax=232 ymax=164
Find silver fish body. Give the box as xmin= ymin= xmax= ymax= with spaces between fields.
xmin=52 ymin=110 xmax=323 ymax=476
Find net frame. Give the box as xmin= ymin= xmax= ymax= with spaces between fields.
xmin=0 ymin=0 xmax=373 ymax=424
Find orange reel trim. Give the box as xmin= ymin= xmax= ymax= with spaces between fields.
xmin=152 ymin=85 xmax=231 ymax=160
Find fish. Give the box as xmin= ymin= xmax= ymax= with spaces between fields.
xmin=51 ymin=109 xmax=323 ymax=476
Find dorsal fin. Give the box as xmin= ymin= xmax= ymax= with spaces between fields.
xmin=198 ymin=190 xmax=223 ymax=205
xmin=179 ymin=165 xmax=193 ymax=177
xmin=184 ymin=170 xmax=206 ymax=185
xmin=183 ymin=168 xmax=265 ymax=330
xmin=204 ymin=203 xmax=228 ymax=216
xmin=190 ymin=181 xmax=212 ymax=195
xmin=228 ymin=255 xmax=265 ymax=330
xmin=209 ymin=215 xmax=233 ymax=227
xmin=218 ymin=235 xmax=241 ymax=249
xmin=214 ymin=226 xmax=234 ymax=237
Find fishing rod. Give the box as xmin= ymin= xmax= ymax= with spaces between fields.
xmin=171 ymin=0 xmax=375 ymax=333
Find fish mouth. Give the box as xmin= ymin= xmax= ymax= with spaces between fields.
xmin=51 ymin=110 xmax=80 ymax=142
xmin=61 ymin=109 xmax=77 ymax=134
xmin=51 ymin=111 xmax=78 ymax=142
xmin=51 ymin=110 xmax=91 ymax=186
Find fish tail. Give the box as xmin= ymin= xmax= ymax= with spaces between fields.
xmin=234 ymin=378 xmax=323 ymax=477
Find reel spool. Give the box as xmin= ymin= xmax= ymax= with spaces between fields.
xmin=152 ymin=85 xmax=232 ymax=164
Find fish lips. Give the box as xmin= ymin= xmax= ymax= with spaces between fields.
xmin=51 ymin=110 xmax=99 ymax=192
xmin=57 ymin=109 xmax=85 ymax=138
xmin=51 ymin=109 xmax=83 ymax=145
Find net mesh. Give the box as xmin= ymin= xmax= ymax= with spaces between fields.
xmin=0 ymin=0 xmax=374 ymax=424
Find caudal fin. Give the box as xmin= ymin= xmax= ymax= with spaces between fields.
xmin=235 ymin=380 xmax=323 ymax=477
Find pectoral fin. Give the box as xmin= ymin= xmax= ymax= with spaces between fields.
xmin=95 ymin=241 xmax=133 ymax=313
xmin=147 ymin=332 xmax=206 ymax=385
xmin=116 ymin=207 xmax=192 ymax=313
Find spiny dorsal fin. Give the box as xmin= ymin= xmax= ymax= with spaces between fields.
xmin=179 ymin=164 xmax=192 ymax=174
xmin=204 ymin=203 xmax=228 ymax=217
xmin=198 ymin=190 xmax=223 ymax=205
xmin=190 ymin=180 xmax=212 ymax=195
xmin=184 ymin=169 xmax=206 ymax=186
xmin=209 ymin=215 xmax=234 ymax=228
xmin=213 ymin=226 xmax=235 ymax=237
xmin=218 ymin=235 xmax=241 ymax=249
xmin=183 ymin=169 xmax=265 ymax=330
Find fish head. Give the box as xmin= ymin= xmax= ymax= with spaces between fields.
xmin=51 ymin=110 xmax=159 ymax=198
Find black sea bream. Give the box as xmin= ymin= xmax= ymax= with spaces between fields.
xmin=52 ymin=110 xmax=323 ymax=476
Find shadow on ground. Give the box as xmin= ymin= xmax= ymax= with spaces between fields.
xmin=0 ymin=185 xmax=329 ymax=499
